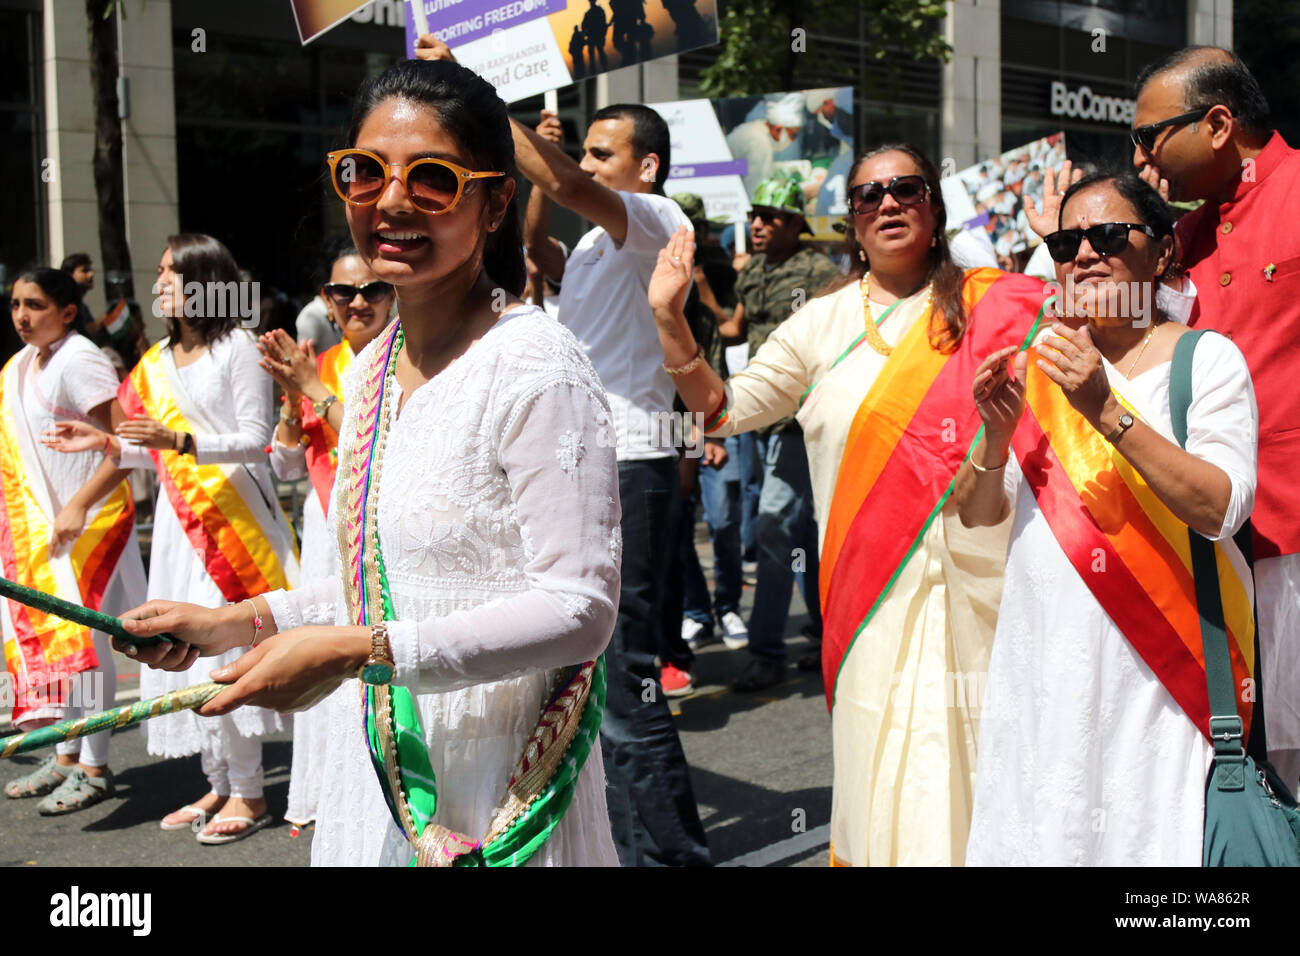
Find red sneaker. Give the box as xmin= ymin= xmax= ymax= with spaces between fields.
xmin=660 ymin=663 xmax=694 ymax=698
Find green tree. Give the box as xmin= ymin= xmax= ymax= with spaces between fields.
xmin=699 ymin=0 xmax=951 ymax=98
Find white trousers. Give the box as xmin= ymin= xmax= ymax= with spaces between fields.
xmin=199 ymin=724 xmax=264 ymax=799
xmin=53 ymin=630 xmax=115 ymax=768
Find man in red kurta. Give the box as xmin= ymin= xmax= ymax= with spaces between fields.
xmin=1134 ymin=46 xmax=1300 ymax=787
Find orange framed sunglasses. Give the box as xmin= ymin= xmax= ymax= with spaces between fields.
xmin=326 ymin=148 xmax=505 ymax=215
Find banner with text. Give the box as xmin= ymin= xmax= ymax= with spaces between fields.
xmin=405 ymin=0 xmax=719 ymax=103
xmin=648 ymin=87 xmax=854 ymax=242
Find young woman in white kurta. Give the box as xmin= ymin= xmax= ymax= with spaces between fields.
xmin=4 ymin=271 xmax=147 ymax=806
xmin=115 ymin=58 xmax=620 ymax=866
xmin=50 ymin=238 xmax=297 ymax=842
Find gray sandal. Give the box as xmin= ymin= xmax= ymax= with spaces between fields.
xmin=37 ymin=767 xmax=114 ymax=815
xmin=5 ymin=756 xmax=68 ymax=799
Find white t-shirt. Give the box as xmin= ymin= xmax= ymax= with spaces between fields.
xmin=557 ymin=191 xmax=690 ymax=461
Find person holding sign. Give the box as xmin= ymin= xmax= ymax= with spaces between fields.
xmin=648 ymin=144 xmax=1051 ymax=866
xmin=415 ymin=35 xmax=710 ymax=867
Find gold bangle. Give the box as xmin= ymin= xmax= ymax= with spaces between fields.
xmin=969 ymin=455 xmax=1007 ymax=474
xmin=663 ymin=345 xmax=704 ymax=377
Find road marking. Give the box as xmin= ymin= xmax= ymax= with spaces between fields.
xmin=719 ymin=823 xmax=830 ymax=867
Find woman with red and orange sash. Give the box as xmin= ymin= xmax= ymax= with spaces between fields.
xmin=957 ymin=172 xmax=1258 ymax=865
xmin=2 ymin=268 xmax=147 ymax=814
xmin=649 ymin=144 xmax=1052 ymax=865
xmin=46 ymin=235 xmax=299 ymax=845
xmin=257 ymin=242 xmax=394 ymax=829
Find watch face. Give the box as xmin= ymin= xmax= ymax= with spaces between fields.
xmin=361 ymin=661 xmax=394 ymax=685
xmin=1120 ymin=413 xmax=1135 ymax=427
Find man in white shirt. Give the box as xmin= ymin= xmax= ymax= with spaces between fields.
xmin=412 ymin=33 xmax=712 ymax=865
xmin=513 ymin=102 xmax=711 ymax=867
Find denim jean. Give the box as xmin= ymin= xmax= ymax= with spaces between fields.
xmin=682 ymin=436 xmax=744 ymax=630
xmin=602 ymin=457 xmax=711 ymax=866
xmin=736 ymin=431 xmax=762 ymax=562
xmin=748 ymin=429 xmax=822 ymax=662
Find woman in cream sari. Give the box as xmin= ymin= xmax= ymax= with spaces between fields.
xmin=648 ymin=145 xmax=1051 ymax=865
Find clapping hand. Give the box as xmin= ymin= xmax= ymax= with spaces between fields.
xmin=257 ymin=329 xmax=318 ymax=398
xmin=1033 ymin=324 xmax=1113 ymax=427
xmin=973 ymin=345 xmax=1028 ymax=447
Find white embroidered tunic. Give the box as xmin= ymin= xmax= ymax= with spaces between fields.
xmin=263 ymin=306 xmax=622 ymax=866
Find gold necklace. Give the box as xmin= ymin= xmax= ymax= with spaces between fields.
xmin=1122 ymin=321 xmax=1159 ymax=379
xmin=860 ymin=273 xmax=932 ymax=357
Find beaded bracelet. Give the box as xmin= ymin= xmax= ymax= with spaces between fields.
xmin=241 ymin=598 xmax=264 ymax=646
xmin=663 ymin=345 xmax=704 ymax=377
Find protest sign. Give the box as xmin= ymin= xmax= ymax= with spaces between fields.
xmin=939 ymin=133 xmax=1068 ymax=260
xmin=649 ymin=88 xmax=853 ymax=242
xmin=404 ymin=0 xmax=719 ymax=103
xmin=290 ymin=0 xmax=374 ymax=44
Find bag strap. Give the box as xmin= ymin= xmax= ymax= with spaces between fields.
xmin=1170 ymin=330 xmax=1248 ymax=779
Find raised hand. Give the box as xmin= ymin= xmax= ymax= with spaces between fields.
xmin=536 ymin=109 xmax=564 ymax=146
xmin=648 ymin=226 xmax=696 ymax=318
xmin=414 ymin=34 xmax=456 ymax=62
xmin=50 ymin=502 xmax=88 ymax=557
xmin=1024 ymin=161 xmax=1083 ymax=240
xmin=973 ymin=345 xmax=1028 ymax=447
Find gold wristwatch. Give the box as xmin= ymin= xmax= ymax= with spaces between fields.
xmin=359 ymin=622 xmax=394 ymax=685
xmin=312 ymin=394 xmax=339 ymax=418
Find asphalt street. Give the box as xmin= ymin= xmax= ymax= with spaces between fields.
xmin=0 ymin=523 xmax=833 ymax=868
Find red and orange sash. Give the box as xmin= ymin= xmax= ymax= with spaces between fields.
xmin=300 ymin=340 xmax=353 ymax=512
xmin=1014 ymin=365 xmax=1255 ymax=740
xmin=820 ymin=269 xmax=1050 ymax=708
xmin=118 ymin=341 xmax=297 ymax=604
xmin=0 ymin=352 xmax=135 ymax=723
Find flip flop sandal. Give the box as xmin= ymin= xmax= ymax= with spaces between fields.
xmin=37 ymin=768 xmax=114 ymax=815
xmin=5 ymin=756 xmax=68 ymax=799
xmin=196 ymin=812 xmax=272 ymax=846
xmin=161 ymin=805 xmax=211 ymax=831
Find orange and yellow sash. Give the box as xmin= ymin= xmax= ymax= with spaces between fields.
xmin=820 ymin=269 xmax=1050 ymax=708
xmin=118 ymin=341 xmax=296 ymax=603
xmin=1015 ymin=366 xmax=1255 ymax=740
xmin=300 ymin=340 xmax=353 ymax=513
xmin=0 ymin=352 xmax=135 ymax=723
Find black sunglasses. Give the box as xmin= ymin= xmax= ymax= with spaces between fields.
xmin=1043 ymin=222 xmax=1159 ymax=263
xmin=848 ymin=175 xmax=929 ymax=215
xmin=1130 ymin=107 xmax=1212 ymax=153
xmin=322 ymin=281 xmax=394 ymax=304
xmin=748 ymin=206 xmax=784 ymax=223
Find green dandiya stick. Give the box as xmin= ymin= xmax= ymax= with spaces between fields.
xmin=0 ymin=575 xmax=174 ymax=646
xmin=0 ymin=681 xmax=224 ymax=758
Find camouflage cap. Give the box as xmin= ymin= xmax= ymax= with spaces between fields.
xmin=751 ymin=175 xmax=812 ymax=234
xmin=673 ymin=192 xmax=708 ymax=228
